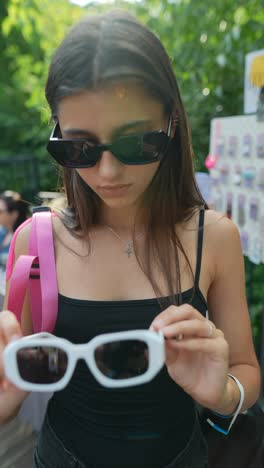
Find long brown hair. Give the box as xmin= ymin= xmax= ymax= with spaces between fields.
xmin=45 ymin=10 xmax=207 ymax=309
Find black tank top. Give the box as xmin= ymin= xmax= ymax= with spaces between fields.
xmin=48 ymin=209 xmax=208 ymax=467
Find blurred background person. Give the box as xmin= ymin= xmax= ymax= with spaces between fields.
xmin=0 ymin=190 xmax=30 ymax=306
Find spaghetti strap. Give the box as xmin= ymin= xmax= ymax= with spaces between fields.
xmin=194 ymin=207 xmax=205 ymax=288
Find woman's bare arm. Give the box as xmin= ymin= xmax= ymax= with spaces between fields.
xmin=3 ymin=223 xmax=33 ymax=335
xmin=0 ymin=224 xmax=33 ymax=424
xmin=206 ymin=211 xmax=260 ymax=412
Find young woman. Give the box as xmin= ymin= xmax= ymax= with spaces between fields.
xmin=0 ymin=10 xmax=260 ymax=468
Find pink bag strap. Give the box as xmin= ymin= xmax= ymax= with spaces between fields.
xmin=29 ymin=210 xmax=58 ymax=332
xmin=6 ymin=218 xmax=32 ymax=282
xmin=7 ymin=209 xmax=58 ymax=333
xmin=7 ymin=254 xmax=38 ymax=325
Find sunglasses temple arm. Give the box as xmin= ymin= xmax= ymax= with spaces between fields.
xmin=167 ymin=116 xmax=173 ymax=137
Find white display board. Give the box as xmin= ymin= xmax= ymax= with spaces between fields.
xmin=208 ymin=114 xmax=264 ymax=264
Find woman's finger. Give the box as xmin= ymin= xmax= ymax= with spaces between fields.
xmin=165 ymin=331 xmax=228 ymax=354
xmin=151 ymin=304 xmax=206 ymax=331
xmin=0 ymin=311 xmax=22 ymax=383
xmin=0 ymin=311 xmax=22 ymax=345
xmin=162 ymin=319 xmax=216 ymax=340
xmin=165 ymin=343 xmax=180 ymax=362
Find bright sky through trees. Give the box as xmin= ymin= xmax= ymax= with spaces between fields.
xmin=70 ymin=0 xmax=113 ymax=5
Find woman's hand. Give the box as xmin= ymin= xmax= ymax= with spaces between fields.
xmin=150 ymin=304 xmax=231 ymax=411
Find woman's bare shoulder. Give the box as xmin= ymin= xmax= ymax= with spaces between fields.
xmin=51 ymin=212 xmax=67 ymax=234
xmin=13 ymin=220 xmax=32 ymax=256
xmin=14 ymin=213 xmax=69 ymax=254
xmin=203 ymin=209 xmax=243 ymax=276
xmin=204 ymin=209 xmax=241 ymax=244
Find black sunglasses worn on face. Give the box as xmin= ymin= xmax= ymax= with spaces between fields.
xmin=46 ymin=117 xmax=173 ymax=168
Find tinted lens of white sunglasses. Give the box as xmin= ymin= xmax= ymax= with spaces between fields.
xmin=94 ymin=339 xmax=149 ymax=380
xmin=16 ymin=346 xmax=68 ymax=384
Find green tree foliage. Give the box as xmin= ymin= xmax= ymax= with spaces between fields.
xmin=0 ymin=0 xmax=263 ymax=189
xmin=0 ymin=0 xmax=83 ymax=190
xmin=132 ymin=0 xmax=264 ymax=167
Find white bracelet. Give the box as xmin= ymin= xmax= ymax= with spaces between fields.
xmin=206 ymin=373 xmax=245 ymax=435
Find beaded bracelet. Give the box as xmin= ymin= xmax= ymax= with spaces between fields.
xmin=206 ymin=373 xmax=245 ymax=435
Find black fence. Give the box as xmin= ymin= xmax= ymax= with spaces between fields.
xmin=0 ymin=155 xmax=39 ymax=203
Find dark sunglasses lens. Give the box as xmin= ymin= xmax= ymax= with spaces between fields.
xmin=143 ymin=132 xmax=169 ymax=160
xmin=94 ymin=339 xmax=149 ymax=380
xmin=47 ymin=141 xmax=98 ymax=168
xmin=17 ymin=346 xmax=68 ymax=384
xmin=112 ymin=136 xmax=142 ymax=164
xmin=112 ymin=132 xmax=169 ymax=164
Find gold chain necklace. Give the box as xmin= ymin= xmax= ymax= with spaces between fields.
xmin=105 ymin=226 xmax=144 ymax=258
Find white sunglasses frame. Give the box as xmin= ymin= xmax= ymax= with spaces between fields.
xmin=4 ymin=329 xmax=165 ymax=391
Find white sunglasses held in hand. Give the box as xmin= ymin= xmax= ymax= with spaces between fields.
xmin=4 ymin=330 xmax=165 ymax=391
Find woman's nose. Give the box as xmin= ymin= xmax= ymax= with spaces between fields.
xmin=97 ymin=150 xmax=123 ymax=177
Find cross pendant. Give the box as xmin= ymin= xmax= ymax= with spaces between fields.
xmin=125 ymin=243 xmax=133 ymax=258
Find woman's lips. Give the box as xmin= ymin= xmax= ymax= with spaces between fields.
xmin=97 ymin=184 xmax=132 ymax=197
